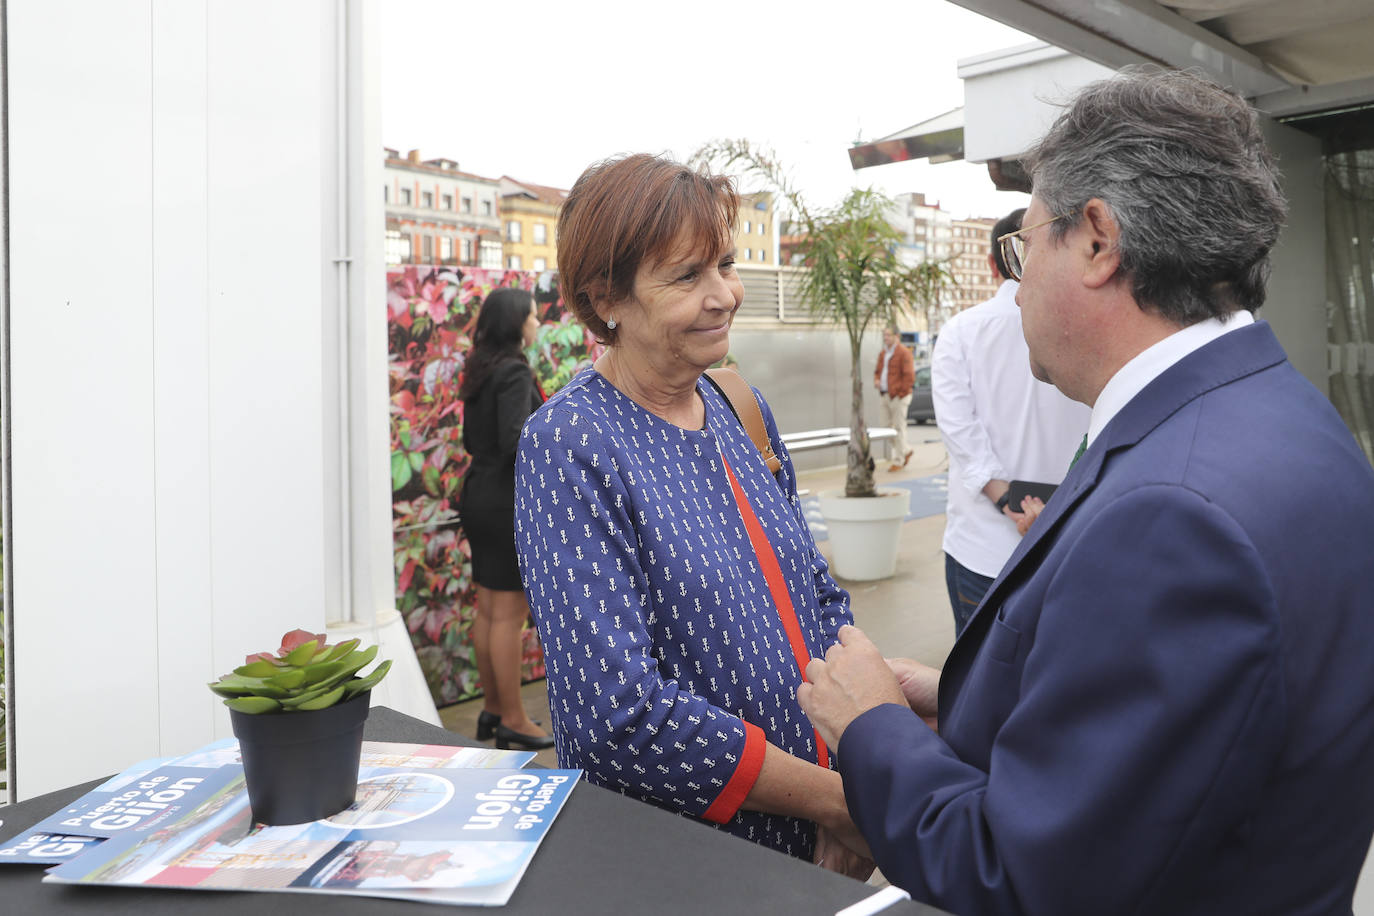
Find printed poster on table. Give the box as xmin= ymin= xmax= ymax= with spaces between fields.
xmin=44 ymin=765 xmax=579 ymax=906
xmin=0 ymin=740 xmax=535 ymax=867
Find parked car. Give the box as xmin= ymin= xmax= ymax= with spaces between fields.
xmin=907 ymin=363 xmax=935 ymax=424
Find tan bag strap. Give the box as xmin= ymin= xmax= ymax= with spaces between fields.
xmin=705 ymin=367 xmax=782 ymax=475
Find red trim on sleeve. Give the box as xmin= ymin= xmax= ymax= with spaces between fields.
xmin=721 ymin=457 xmax=830 ymax=770
xmin=702 ymin=720 xmax=767 ymax=824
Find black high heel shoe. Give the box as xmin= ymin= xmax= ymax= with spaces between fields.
xmin=494 ymin=724 xmax=554 ymax=750
xmin=475 ymin=710 xmax=501 ymax=741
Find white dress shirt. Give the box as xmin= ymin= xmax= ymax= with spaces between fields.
xmin=933 ymin=280 xmax=1091 ymax=578
xmin=1087 ymin=309 xmax=1255 ymax=447
xmin=878 ymin=344 xmax=895 ymax=394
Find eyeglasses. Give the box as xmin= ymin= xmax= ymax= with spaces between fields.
xmin=997 ymin=214 xmax=1065 ymax=282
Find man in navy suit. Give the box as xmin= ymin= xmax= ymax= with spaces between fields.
xmin=799 ymin=67 xmax=1374 ymax=915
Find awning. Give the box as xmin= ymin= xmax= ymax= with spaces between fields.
xmin=847 ymin=108 xmax=965 ymax=171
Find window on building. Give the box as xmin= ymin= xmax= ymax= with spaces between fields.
xmin=383 ymin=185 xmax=389 ymax=203
xmin=442 ymin=193 xmax=453 ymax=210
xmin=400 ymin=187 xmax=412 ymax=205
xmin=744 ymin=220 xmax=751 ymax=234
xmin=422 ymin=235 xmax=433 ymax=261
xmin=507 ymin=221 xmax=522 ymax=243
xmin=461 ymin=196 xmax=472 ymax=213
xmin=421 ymin=191 xmax=433 ymax=208
xmin=461 ymin=238 xmax=473 ymax=262
xmin=482 ymin=200 xmax=493 ymax=216
xmin=533 ymin=223 xmax=547 ymax=245
xmin=533 ymin=257 xmax=547 ymax=271
xmin=440 ymin=236 xmax=453 ymax=261
xmin=759 ymin=222 xmax=766 ymax=235
xmin=758 ymin=249 xmax=766 ymax=263
xmin=479 ymin=240 xmax=502 ymax=268
xmin=743 ymin=248 xmax=751 ymax=260
xmin=384 ymin=229 xmax=409 ymax=264
xmin=508 ymin=254 xmax=522 ymax=270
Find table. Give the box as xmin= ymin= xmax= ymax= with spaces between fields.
xmin=0 ymin=706 xmax=944 ymax=915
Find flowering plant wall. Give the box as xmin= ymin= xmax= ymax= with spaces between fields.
xmin=388 ymin=266 xmax=602 ymax=707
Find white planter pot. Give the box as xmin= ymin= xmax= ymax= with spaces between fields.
xmin=817 ymin=487 xmax=911 ymax=581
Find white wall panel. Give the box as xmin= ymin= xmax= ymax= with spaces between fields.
xmin=9 ymin=0 xmax=160 ymax=796
xmin=151 ymin=0 xmax=218 ymax=753
xmin=204 ymin=1 xmax=329 ymax=700
xmin=4 ymin=0 xmax=427 ymax=795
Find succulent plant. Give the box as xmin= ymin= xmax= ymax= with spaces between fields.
xmin=209 ymin=629 xmax=392 ymax=714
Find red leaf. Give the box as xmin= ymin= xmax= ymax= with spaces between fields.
xmin=279 ymin=628 xmax=326 ymax=655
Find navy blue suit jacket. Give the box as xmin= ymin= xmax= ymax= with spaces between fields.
xmin=840 ymin=321 xmax=1374 ymax=915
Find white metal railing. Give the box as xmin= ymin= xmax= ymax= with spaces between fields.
xmin=782 ymin=426 xmax=898 ymax=453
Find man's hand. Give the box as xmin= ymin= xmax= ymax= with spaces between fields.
xmin=799 ymin=625 xmax=906 ymax=750
xmin=814 ymin=825 xmax=875 ymax=882
xmin=1013 ymin=495 xmax=1046 ymax=535
xmin=887 ymin=657 xmax=941 ymax=731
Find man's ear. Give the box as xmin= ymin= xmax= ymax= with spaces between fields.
xmin=1080 ymin=198 xmax=1123 ymax=289
xmin=986 ymin=252 xmax=1000 ymax=280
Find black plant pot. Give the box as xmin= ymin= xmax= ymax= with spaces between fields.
xmin=229 ymin=689 xmax=371 ymax=826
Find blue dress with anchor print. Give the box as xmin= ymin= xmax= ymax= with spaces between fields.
xmin=513 ymin=369 xmax=851 ymax=859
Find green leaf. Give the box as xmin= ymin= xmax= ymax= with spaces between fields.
xmin=233 ymin=660 xmax=282 ymax=678
xmin=392 ymin=451 xmax=413 ymax=489
xmin=325 ymin=638 xmax=361 ymax=662
xmin=299 ymin=660 xmax=347 ymax=687
xmin=278 ymin=682 xmax=333 ymax=706
xmin=282 ymin=639 xmax=320 ymax=667
xmin=208 ymin=680 xmax=250 ymax=698
xmin=265 ymin=668 xmax=307 ymax=690
xmin=342 ymin=659 xmax=392 ymax=699
xmin=293 ymin=683 xmax=347 ymax=710
xmin=224 ymin=695 xmax=282 ymax=714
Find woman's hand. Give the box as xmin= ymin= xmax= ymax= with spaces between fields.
xmin=886 ymin=657 xmax=941 ymax=732
xmin=814 ymin=825 xmax=875 ymax=882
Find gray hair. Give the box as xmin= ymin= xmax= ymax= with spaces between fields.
xmin=1025 ymin=67 xmax=1288 ymax=323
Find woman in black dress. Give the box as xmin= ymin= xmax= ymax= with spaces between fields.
xmin=457 ymin=287 xmax=552 ymax=750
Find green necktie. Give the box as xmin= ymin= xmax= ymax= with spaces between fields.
xmin=1069 ymin=434 xmax=1088 ymax=469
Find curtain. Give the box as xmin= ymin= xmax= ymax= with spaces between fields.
xmin=1325 ymin=149 xmax=1374 ymax=466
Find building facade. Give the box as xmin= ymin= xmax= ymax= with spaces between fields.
xmin=948 ymin=216 xmax=999 ymax=314
xmin=890 ymin=191 xmax=955 ymax=266
xmin=384 ymin=149 xmax=502 ymax=268
xmin=736 ymin=192 xmax=777 ymax=266
xmin=499 ymin=177 xmax=565 ymax=272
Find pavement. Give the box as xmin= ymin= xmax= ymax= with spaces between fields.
xmin=438 ymin=423 xmax=958 ymax=768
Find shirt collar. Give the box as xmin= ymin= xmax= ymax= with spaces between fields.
xmin=1087 ymin=310 xmax=1255 ymax=447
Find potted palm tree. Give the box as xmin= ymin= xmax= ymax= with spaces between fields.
xmin=694 ymin=141 xmax=953 ymax=579
xmin=209 ymin=628 xmax=392 ymax=825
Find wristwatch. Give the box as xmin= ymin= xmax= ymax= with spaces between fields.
xmin=994 ymin=491 xmax=1012 ymax=512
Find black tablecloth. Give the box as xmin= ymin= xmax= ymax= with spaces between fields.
xmin=0 ymin=706 xmax=943 ymax=915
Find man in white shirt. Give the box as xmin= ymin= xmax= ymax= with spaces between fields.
xmin=932 ymin=209 xmax=1089 ymax=633
xmin=798 ymin=68 xmax=1374 ymax=915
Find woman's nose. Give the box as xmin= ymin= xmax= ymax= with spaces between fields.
xmin=704 ymin=272 xmax=741 ymax=310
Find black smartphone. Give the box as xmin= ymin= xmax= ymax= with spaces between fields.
xmin=1007 ymin=480 xmax=1058 ymax=512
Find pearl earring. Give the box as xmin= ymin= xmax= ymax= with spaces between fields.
xmin=606 ymin=316 xmax=617 ymax=330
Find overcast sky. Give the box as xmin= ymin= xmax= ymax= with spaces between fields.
xmin=380 ymin=0 xmax=1035 ymax=219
